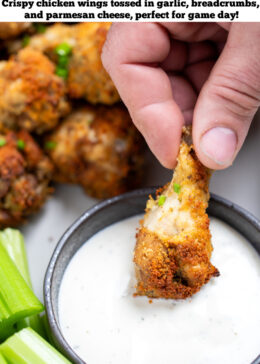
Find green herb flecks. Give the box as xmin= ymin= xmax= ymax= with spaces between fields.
xmin=45 ymin=141 xmax=57 ymax=150
xmin=0 ymin=138 xmax=6 ymax=147
xmin=22 ymin=35 xmax=30 ymax=47
xmin=173 ymin=183 xmax=181 ymax=194
xmin=17 ymin=140 xmax=25 ymax=150
xmin=55 ymin=43 xmax=72 ymax=57
xmin=33 ymin=23 xmax=47 ymax=34
xmin=57 ymin=55 xmax=69 ymax=68
xmin=158 ymin=195 xmax=166 ymax=207
xmin=55 ymin=43 xmax=72 ymax=80
xmin=55 ymin=68 xmax=69 ymax=80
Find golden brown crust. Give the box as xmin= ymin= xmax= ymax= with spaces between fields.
xmin=0 ymin=130 xmax=54 ymax=227
xmin=0 ymin=48 xmax=70 ymax=134
xmin=45 ymin=104 xmax=145 ymax=199
xmin=26 ymin=22 xmax=119 ymax=105
xmin=134 ymin=132 xmax=219 ymax=299
xmin=68 ymin=22 xmax=119 ymax=104
xmin=0 ymin=23 xmax=32 ymax=40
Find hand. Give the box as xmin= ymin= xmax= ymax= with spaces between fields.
xmin=102 ymin=23 xmax=260 ymax=169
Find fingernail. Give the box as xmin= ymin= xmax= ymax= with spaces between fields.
xmin=200 ymin=127 xmax=237 ymax=165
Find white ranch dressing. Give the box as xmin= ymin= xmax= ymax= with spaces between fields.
xmin=59 ymin=216 xmax=260 ymax=364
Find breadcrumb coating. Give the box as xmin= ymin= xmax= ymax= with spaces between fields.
xmin=68 ymin=22 xmax=119 ymax=105
xmin=0 ymin=48 xmax=70 ymax=134
xmin=0 ymin=130 xmax=54 ymax=227
xmin=45 ymin=104 xmax=144 ymax=199
xmin=134 ymin=129 xmax=219 ymax=299
xmin=28 ymin=22 xmax=120 ymax=105
xmin=0 ymin=23 xmax=32 ymax=40
xmin=28 ymin=23 xmax=76 ymax=57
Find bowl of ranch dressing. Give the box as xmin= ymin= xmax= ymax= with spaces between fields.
xmin=44 ymin=188 xmax=260 ymax=364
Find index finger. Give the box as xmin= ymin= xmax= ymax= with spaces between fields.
xmin=102 ymin=22 xmax=184 ymax=168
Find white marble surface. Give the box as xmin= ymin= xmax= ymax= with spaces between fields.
xmin=22 ymin=111 xmax=260 ymax=301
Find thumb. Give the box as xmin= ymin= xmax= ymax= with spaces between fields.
xmin=193 ymin=23 xmax=260 ymax=170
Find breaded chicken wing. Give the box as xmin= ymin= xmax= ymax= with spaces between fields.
xmin=26 ymin=23 xmax=119 ymax=105
xmin=0 ymin=23 xmax=32 ymax=40
xmin=0 ymin=48 xmax=70 ymax=134
xmin=134 ymin=129 xmax=219 ymax=299
xmin=0 ymin=130 xmax=54 ymax=227
xmin=68 ymin=22 xmax=119 ymax=104
xmin=44 ymin=104 xmax=144 ymax=199
xmin=27 ymin=23 xmax=75 ymax=57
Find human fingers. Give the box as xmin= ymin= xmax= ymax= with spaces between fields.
xmin=161 ymin=40 xmax=216 ymax=71
xmin=185 ymin=60 xmax=215 ymax=92
xmin=159 ymin=22 xmax=227 ymax=42
xmin=187 ymin=41 xmax=217 ymax=64
xmin=168 ymin=74 xmax=197 ymax=124
xmin=160 ymin=39 xmax=188 ymax=71
xmin=192 ymin=23 xmax=260 ymax=169
xmin=102 ymin=22 xmax=184 ymax=168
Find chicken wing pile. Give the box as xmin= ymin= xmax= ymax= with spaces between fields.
xmin=134 ymin=128 xmax=219 ymax=299
xmin=0 ymin=22 xmax=145 ymax=227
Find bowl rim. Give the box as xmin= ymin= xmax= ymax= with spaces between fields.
xmin=44 ymin=188 xmax=260 ymax=364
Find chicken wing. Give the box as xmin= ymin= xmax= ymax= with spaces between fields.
xmin=134 ymin=128 xmax=219 ymax=299
xmin=24 ymin=23 xmax=120 ymax=105
xmin=0 ymin=130 xmax=54 ymax=227
xmin=0 ymin=23 xmax=32 ymax=40
xmin=44 ymin=104 xmax=144 ymax=199
xmin=0 ymin=48 xmax=70 ymax=134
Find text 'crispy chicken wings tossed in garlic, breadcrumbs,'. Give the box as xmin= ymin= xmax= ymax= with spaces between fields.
xmin=134 ymin=128 xmax=219 ymax=300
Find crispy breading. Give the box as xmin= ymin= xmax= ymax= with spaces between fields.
xmin=0 ymin=48 xmax=70 ymax=134
xmin=0 ymin=130 xmax=54 ymax=227
xmin=26 ymin=23 xmax=120 ymax=105
xmin=28 ymin=23 xmax=76 ymax=57
xmin=44 ymin=104 xmax=144 ymax=199
xmin=0 ymin=23 xmax=32 ymax=40
xmin=134 ymin=129 xmax=219 ymax=299
xmin=68 ymin=22 xmax=119 ymax=105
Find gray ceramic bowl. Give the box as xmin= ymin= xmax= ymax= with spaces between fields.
xmin=44 ymin=188 xmax=260 ymax=364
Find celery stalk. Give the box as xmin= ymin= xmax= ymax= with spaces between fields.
xmin=0 ymin=229 xmax=31 ymax=286
xmin=0 ymin=328 xmax=72 ymax=364
xmin=0 ymin=353 xmax=7 ymax=364
xmin=0 ymin=229 xmax=46 ymax=338
xmin=0 ymin=326 xmax=15 ymax=341
xmin=0 ymin=243 xmax=44 ymax=340
xmin=16 ymin=315 xmax=46 ymax=339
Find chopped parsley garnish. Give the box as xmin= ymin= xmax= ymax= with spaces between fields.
xmin=173 ymin=183 xmax=181 ymax=194
xmin=17 ymin=140 xmax=25 ymax=150
xmin=158 ymin=195 xmax=166 ymax=206
xmin=56 ymin=67 xmax=69 ymax=79
xmin=45 ymin=141 xmax=57 ymax=150
xmin=0 ymin=138 xmax=6 ymax=147
xmin=57 ymin=55 xmax=69 ymax=68
xmin=55 ymin=43 xmax=72 ymax=57
xmin=22 ymin=35 xmax=30 ymax=47
xmin=34 ymin=23 xmax=47 ymax=34
xmin=55 ymin=43 xmax=72 ymax=80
